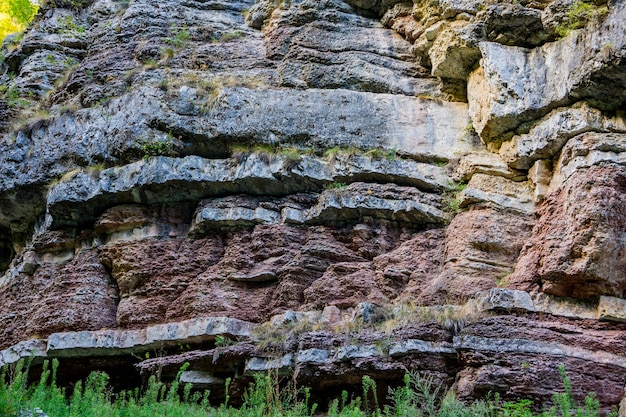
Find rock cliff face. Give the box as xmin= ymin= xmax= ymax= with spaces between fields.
xmin=0 ymin=0 xmax=625 ymax=411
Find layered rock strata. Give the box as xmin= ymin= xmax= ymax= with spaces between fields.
xmin=0 ymin=0 xmax=625 ymax=411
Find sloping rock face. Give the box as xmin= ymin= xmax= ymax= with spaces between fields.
xmin=0 ymin=0 xmax=625 ymax=411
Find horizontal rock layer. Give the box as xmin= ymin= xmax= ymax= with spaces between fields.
xmin=0 ymin=0 xmax=625 ymax=411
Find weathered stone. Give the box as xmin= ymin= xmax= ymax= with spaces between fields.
xmin=296 ymin=348 xmax=330 ymax=365
xmin=146 ymin=317 xmax=256 ymax=343
xmin=266 ymin=0 xmax=447 ymax=98
xmin=477 ymin=3 xmax=549 ymax=47
xmin=549 ymin=132 xmax=626 ymax=191
xmin=438 ymin=0 xmax=484 ymax=18
xmin=0 ymin=251 xmax=118 ymax=349
xmin=0 ymin=339 xmax=47 ymax=367
xmin=46 ymin=317 xmax=256 ymax=357
xmin=47 ymin=329 xmax=146 ymax=356
xmin=16 ymin=251 xmax=40 ymax=275
xmin=511 ymin=158 xmax=626 ymax=299
xmin=161 ymin=87 xmax=474 ymax=160
xmin=245 ymin=354 xmax=294 ymax=374
xmin=304 ymin=262 xmax=387 ymax=309
xmin=529 ymin=292 xmax=598 ymax=320
xmin=527 ymin=159 xmax=552 ymax=202
xmin=46 ymin=155 xmax=453 ymax=230
xmin=179 ymin=371 xmax=225 ymax=388
xmin=598 ymin=296 xmax=626 ymax=323
xmin=307 ymin=183 xmax=449 ymax=226
xmin=429 ymin=21 xmax=481 ymax=80
xmin=388 ymin=339 xmax=456 ymax=357
xmin=469 ymin=2 xmax=626 ymax=142
xmin=195 ymin=206 xmax=280 ymax=230
xmin=1 ymin=0 xmax=626 ymax=408
xmin=320 ymin=305 xmax=342 ymax=324
xmin=455 ymin=315 xmax=626 ymax=409
xmin=269 ymin=310 xmax=322 ymax=327
xmin=458 ymin=174 xmax=534 ymax=214
xmin=134 ymin=342 xmax=257 ymax=378
xmin=419 ymin=207 xmax=534 ymax=304
xmin=475 ymin=288 xmax=535 ymax=312
xmin=455 ymin=152 xmax=526 ymax=182
xmin=381 ymin=4 xmax=423 ymax=43
xmin=336 ymin=344 xmax=380 ymax=361
xmin=245 ymin=0 xmax=276 ymax=29
xmin=380 ymin=229 xmax=446 ymax=302
xmin=499 ymin=104 xmax=626 ymax=170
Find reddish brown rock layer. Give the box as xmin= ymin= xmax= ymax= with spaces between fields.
xmin=456 ymin=315 xmax=626 ymax=411
xmin=419 ymin=207 xmax=534 ymax=304
xmin=510 ymin=165 xmax=626 ymax=298
xmin=0 ymin=251 xmax=118 ymax=348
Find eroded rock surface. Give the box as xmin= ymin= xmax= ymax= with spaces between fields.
xmin=510 ymin=159 xmax=626 ymax=299
xmin=0 ymin=0 xmax=625 ymax=410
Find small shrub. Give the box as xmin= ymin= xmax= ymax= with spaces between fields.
xmin=165 ymin=24 xmax=190 ymax=49
xmin=441 ymin=181 xmax=467 ymax=215
xmin=215 ymin=335 xmax=235 ymax=348
xmin=324 ymin=182 xmax=348 ymax=190
xmin=555 ymin=0 xmax=607 ymax=38
xmin=140 ymin=133 xmax=183 ymax=159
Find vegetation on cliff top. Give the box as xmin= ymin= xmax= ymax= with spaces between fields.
xmin=0 ymin=0 xmax=38 ymax=45
xmin=0 ymin=359 xmax=617 ymax=417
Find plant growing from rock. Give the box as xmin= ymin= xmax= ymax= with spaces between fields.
xmin=219 ymin=30 xmax=247 ymax=42
xmin=0 ymin=74 xmax=29 ymax=110
xmin=555 ymin=0 xmax=608 ymax=38
xmin=495 ymin=272 xmax=511 ymax=288
xmin=164 ymin=24 xmax=190 ymax=51
xmin=441 ymin=181 xmax=467 ymax=215
xmin=140 ymin=133 xmax=183 ymax=159
xmin=323 ymin=146 xmax=361 ymax=163
xmin=215 ymin=334 xmax=235 ymax=348
xmin=280 ymin=146 xmax=303 ymax=170
xmin=365 ymin=148 xmax=398 ymax=162
xmin=324 ymin=182 xmax=348 ymax=190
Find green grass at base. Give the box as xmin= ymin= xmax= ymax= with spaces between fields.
xmin=0 ymin=360 xmax=618 ymax=417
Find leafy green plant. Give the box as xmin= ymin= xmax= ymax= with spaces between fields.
xmin=324 ymin=182 xmax=348 ymax=190
xmin=0 ymin=75 xmax=29 ymax=109
xmin=165 ymin=24 xmax=190 ymax=49
xmin=441 ymin=181 xmax=467 ymax=214
xmin=385 ymin=148 xmax=398 ymax=161
xmin=280 ymin=146 xmax=303 ymax=170
xmin=555 ymin=0 xmax=607 ymax=38
xmin=0 ymin=0 xmax=38 ymax=44
xmin=140 ymin=133 xmax=183 ymax=159
xmin=215 ymin=335 xmax=235 ymax=348
xmin=59 ymin=15 xmax=86 ymax=35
